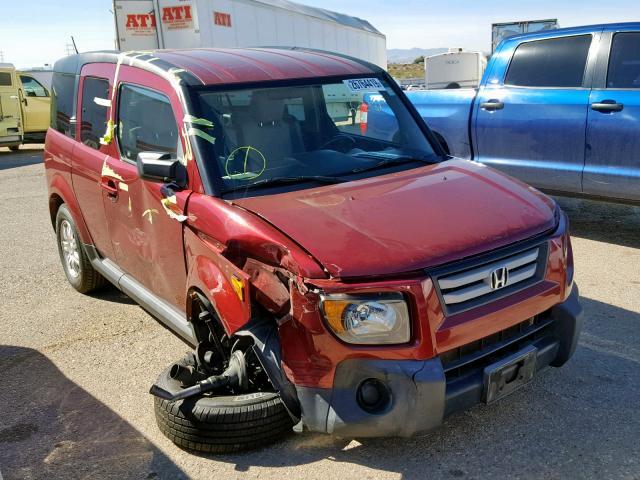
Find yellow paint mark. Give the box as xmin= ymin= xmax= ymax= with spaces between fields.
xmin=160 ymin=195 xmax=188 ymax=222
xmin=142 ymin=209 xmax=159 ymax=224
xmin=128 ymin=197 xmax=132 ymax=214
xmin=231 ymin=275 xmax=245 ymax=302
xmin=101 ymin=162 xmax=124 ymax=182
xmin=119 ymin=182 xmax=129 ymax=191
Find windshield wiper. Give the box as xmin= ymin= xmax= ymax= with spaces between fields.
xmin=348 ymin=154 xmax=433 ymax=174
xmin=225 ymin=175 xmax=344 ymax=192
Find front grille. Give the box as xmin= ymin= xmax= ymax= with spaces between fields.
xmin=441 ymin=315 xmax=554 ymax=381
xmin=430 ymin=241 xmax=549 ymax=315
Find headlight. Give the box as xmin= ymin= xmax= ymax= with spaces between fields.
xmin=320 ymin=293 xmax=410 ymax=345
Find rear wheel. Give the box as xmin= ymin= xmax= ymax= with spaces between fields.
xmin=9 ymin=145 xmax=19 ymax=151
xmin=55 ymin=204 xmax=105 ymax=293
xmin=153 ymin=355 xmax=294 ymax=453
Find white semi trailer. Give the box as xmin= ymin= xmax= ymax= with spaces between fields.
xmin=424 ymin=50 xmax=487 ymax=89
xmin=113 ymin=0 xmax=387 ymax=68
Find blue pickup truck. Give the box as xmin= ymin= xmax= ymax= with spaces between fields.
xmin=402 ymin=23 xmax=640 ymax=204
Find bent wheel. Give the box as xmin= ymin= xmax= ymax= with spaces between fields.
xmin=153 ymin=356 xmax=294 ymax=453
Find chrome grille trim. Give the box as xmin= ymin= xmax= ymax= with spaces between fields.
xmin=437 ymin=247 xmax=541 ymax=306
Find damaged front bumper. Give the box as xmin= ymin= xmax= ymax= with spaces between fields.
xmin=296 ymin=286 xmax=583 ymax=437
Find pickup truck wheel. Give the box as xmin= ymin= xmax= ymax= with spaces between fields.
xmin=9 ymin=145 xmax=20 ymax=151
xmin=55 ymin=204 xmax=105 ymax=293
xmin=153 ymin=357 xmax=294 ymax=453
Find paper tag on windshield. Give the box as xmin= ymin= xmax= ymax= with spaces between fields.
xmin=343 ymin=78 xmax=384 ymax=93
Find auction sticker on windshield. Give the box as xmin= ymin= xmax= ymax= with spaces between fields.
xmin=343 ymin=78 xmax=384 ymax=93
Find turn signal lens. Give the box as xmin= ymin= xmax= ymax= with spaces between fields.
xmin=321 ymin=293 xmax=410 ymax=345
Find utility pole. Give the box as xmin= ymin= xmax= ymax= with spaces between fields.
xmin=64 ymin=43 xmax=75 ymax=56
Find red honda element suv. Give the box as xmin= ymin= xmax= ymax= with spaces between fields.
xmin=45 ymin=48 xmax=582 ymax=453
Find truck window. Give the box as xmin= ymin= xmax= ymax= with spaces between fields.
xmin=607 ymin=32 xmax=640 ymax=89
xmin=0 ymin=72 xmax=12 ymax=86
xmin=504 ymin=35 xmax=592 ymax=88
xmin=116 ymin=84 xmax=178 ymax=162
xmin=80 ymin=77 xmax=109 ymax=150
xmin=20 ymin=75 xmax=48 ymax=97
xmin=51 ymin=73 xmax=76 ymax=137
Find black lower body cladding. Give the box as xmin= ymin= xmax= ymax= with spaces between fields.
xmin=298 ymin=287 xmax=583 ymax=437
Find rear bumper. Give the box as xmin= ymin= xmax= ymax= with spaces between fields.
xmin=297 ymin=286 xmax=583 ymax=437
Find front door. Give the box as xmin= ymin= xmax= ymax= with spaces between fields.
xmin=584 ymin=29 xmax=640 ymax=202
xmin=19 ymin=74 xmax=50 ymax=133
xmin=474 ymin=34 xmax=595 ymax=193
xmin=101 ymin=66 xmax=191 ymax=310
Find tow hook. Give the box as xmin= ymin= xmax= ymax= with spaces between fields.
xmin=150 ymin=350 xmax=248 ymax=402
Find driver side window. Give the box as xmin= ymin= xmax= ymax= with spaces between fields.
xmin=20 ymin=75 xmax=48 ymax=97
xmin=117 ymin=84 xmax=178 ymax=162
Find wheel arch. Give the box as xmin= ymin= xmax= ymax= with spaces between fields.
xmin=48 ymin=175 xmax=93 ymax=244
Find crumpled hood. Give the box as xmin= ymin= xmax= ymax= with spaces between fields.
xmin=233 ymin=159 xmax=557 ymax=278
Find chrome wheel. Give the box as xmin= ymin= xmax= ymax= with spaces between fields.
xmin=60 ymin=219 xmax=80 ymax=279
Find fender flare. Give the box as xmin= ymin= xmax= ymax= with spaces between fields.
xmin=48 ymin=173 xmax=93 ymax=244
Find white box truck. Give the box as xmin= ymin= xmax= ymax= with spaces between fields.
xmin=424 ymin=50 xmax=487 ymax=89
xmin=113 ymin=0 xmax=387 ymax=68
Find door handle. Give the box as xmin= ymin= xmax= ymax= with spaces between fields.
xmin=480 ymin=99 xmax=504 ymax=111
xmin=591 ymin=100 xmax=624 ymax=113
xmin=100 ymin=177 xmax=119 ymax=201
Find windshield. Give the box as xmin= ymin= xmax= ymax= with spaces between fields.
xmin=194 ymin=76 xmax=438 ymax=194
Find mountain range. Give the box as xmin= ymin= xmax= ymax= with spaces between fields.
xmin=387 ymin=47 xmax=449 ymax=64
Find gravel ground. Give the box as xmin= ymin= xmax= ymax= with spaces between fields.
xmin=0 ymin=146 xmax=638 ymax=480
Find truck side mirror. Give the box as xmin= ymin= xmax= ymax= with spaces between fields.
xmin=136 ymin=152 xmax=185 ymax=186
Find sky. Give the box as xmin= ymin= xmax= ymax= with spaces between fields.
xmin=0 ymin=0 xmax=635 ymax=68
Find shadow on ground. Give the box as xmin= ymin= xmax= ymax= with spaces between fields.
xmin=0 ymin=145 xmax=44 ymax=170
xmin=202 ymin=297 xmax=639 ymax=479
xmin=555 ymin=196 xmax=640 ymax=249
xmin=0 ymin=346 xmax=187 ymax=480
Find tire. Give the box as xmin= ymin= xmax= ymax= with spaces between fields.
xmin=9 ymin=145 xmax=19 ymax=151
xmin=55 ymin=204 xmax=105 ymax=293
xmin=154 ymin=359 xmax=294 ymax=453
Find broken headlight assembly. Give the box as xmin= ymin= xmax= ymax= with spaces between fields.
xmin=320 ymin=292 xmax=411 ymax=345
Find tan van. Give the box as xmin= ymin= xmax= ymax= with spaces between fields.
xmin=0 ymin=63 xmax=50 ymax=150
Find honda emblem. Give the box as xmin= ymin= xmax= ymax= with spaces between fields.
xmin=490 ymin=267 xmax=509 ymax=290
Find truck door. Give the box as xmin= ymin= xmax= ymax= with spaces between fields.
xmin=18 ymin=74 xmax=50 ymax=134
xmin=584 ymin=29 xmax=640 ymax=202
xmin=101 ymin=66 xmax=191 ymax=310
xmin=473 ymin=34 xmax=596 ymax=193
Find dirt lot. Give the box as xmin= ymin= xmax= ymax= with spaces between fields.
xmin=1 ymin=146 xmax=639 ymax=480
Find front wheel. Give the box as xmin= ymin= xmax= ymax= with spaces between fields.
xmin=153 ymin=356 xmax=294 ymax=453
xmin=55 ymin=204 xmax=105 ymax=293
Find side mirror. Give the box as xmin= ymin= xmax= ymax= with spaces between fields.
xmin=136 ymin=152 xmax=185 ymax=186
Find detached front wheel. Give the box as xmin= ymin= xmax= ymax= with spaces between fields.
xmin=153 ymin=357 xmax=294 ymax=453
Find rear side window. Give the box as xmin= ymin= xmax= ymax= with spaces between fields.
xmin=51 ymin=73 xmax=76 ymax=137
xmin=607 ymin=32 xmax=640 ymax=89
xmin=20 ymin=75 xmax=48 ymax=97
xmin=117 ymin=84 xmax=178 ymax=162
xmin=80 ymin=77 xmax=109 ymax=150
xmin=0 ymin=72 xmax=12 ymax=86
xmin=505 ymin=35 xmax=592 ymax=88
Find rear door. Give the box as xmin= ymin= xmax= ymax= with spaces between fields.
xmin=72 ymin=63 xmax=116 ymax=259
xmin=473 ymin=33 xmax=597 ymax=193
xmin=18 ymin=74 xmax=50 ymax=133
xmin=101 ymin=65 xmax=191 ymax=310
xmin=584 ymin=28 xmax=640 ymax=202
